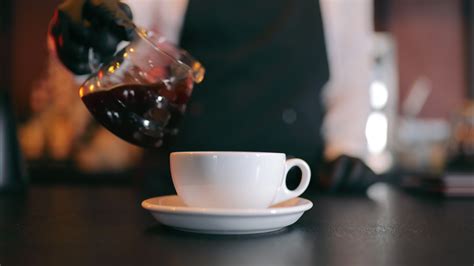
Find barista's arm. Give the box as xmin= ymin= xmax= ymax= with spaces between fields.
xmin=319 ymin=0 xmax=379 ymax=192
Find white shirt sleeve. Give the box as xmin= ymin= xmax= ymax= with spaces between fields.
xmin=123 ymin=0 xmax=189 ymax=44
xmin=320 ymin=0 xmax=373 ymax=161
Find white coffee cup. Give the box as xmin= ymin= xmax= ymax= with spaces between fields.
xmin=170 ymin=151 xmax=311 ymax=209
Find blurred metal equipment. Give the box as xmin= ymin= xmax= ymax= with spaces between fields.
xmin=396 ymin=77 xmax=450 ymax=174
xmin=0 ymin=90 xmax=28 ymax=192
xmin=365 ymin=33 xmax=398 ymax=173
xmin=0 ymin=0 xmax=27 ymax=192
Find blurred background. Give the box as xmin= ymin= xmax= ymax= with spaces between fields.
xmin=1 ymin=0 xmax=472 ymax=193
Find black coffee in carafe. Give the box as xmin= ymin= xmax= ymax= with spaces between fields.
xmin=79 ymin=30 xmax=204 ymax=148
xmin=81 ymin=78 xmax=192 ymax=148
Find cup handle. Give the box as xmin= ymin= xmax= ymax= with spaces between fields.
xmin=271 ymin=158 xmax=311 ymax=205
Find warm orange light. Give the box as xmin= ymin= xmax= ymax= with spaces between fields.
xmin=123 ymin=52 xmax=128 ymax=58
xmin=108 ymin=66 xmax=115 ymax=73
xmin=79 ymin=87 xmax=84 ymax=97
xmin=89 ymin=84 xmax=95 ymax=92
xmin=129 ymin=47 xmax=135 ymax=52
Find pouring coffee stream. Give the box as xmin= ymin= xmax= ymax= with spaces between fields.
xmin=80 ymin=9 xmax=205 ymax=148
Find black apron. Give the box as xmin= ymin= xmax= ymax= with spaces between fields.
xmin=141 ymin=0 xmax=329 ymax=195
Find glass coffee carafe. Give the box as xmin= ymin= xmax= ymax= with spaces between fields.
xmin=79 ymin=30 xmax=205 ymax=148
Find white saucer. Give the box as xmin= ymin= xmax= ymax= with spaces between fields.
xmin=141 ymin=195 xmax=313 ymax=235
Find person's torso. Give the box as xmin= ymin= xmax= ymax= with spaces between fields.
xmin=171 ymin=0 xmax=329 ymax=166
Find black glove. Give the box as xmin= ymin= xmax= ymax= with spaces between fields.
xmin=49 ymin=0 xmax=134 ymax=75
xmin=319 ymin=155 xmax=379 ymax=193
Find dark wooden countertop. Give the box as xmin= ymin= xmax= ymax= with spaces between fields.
xmin=1 ymin=183 xmax=473 ymax=266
